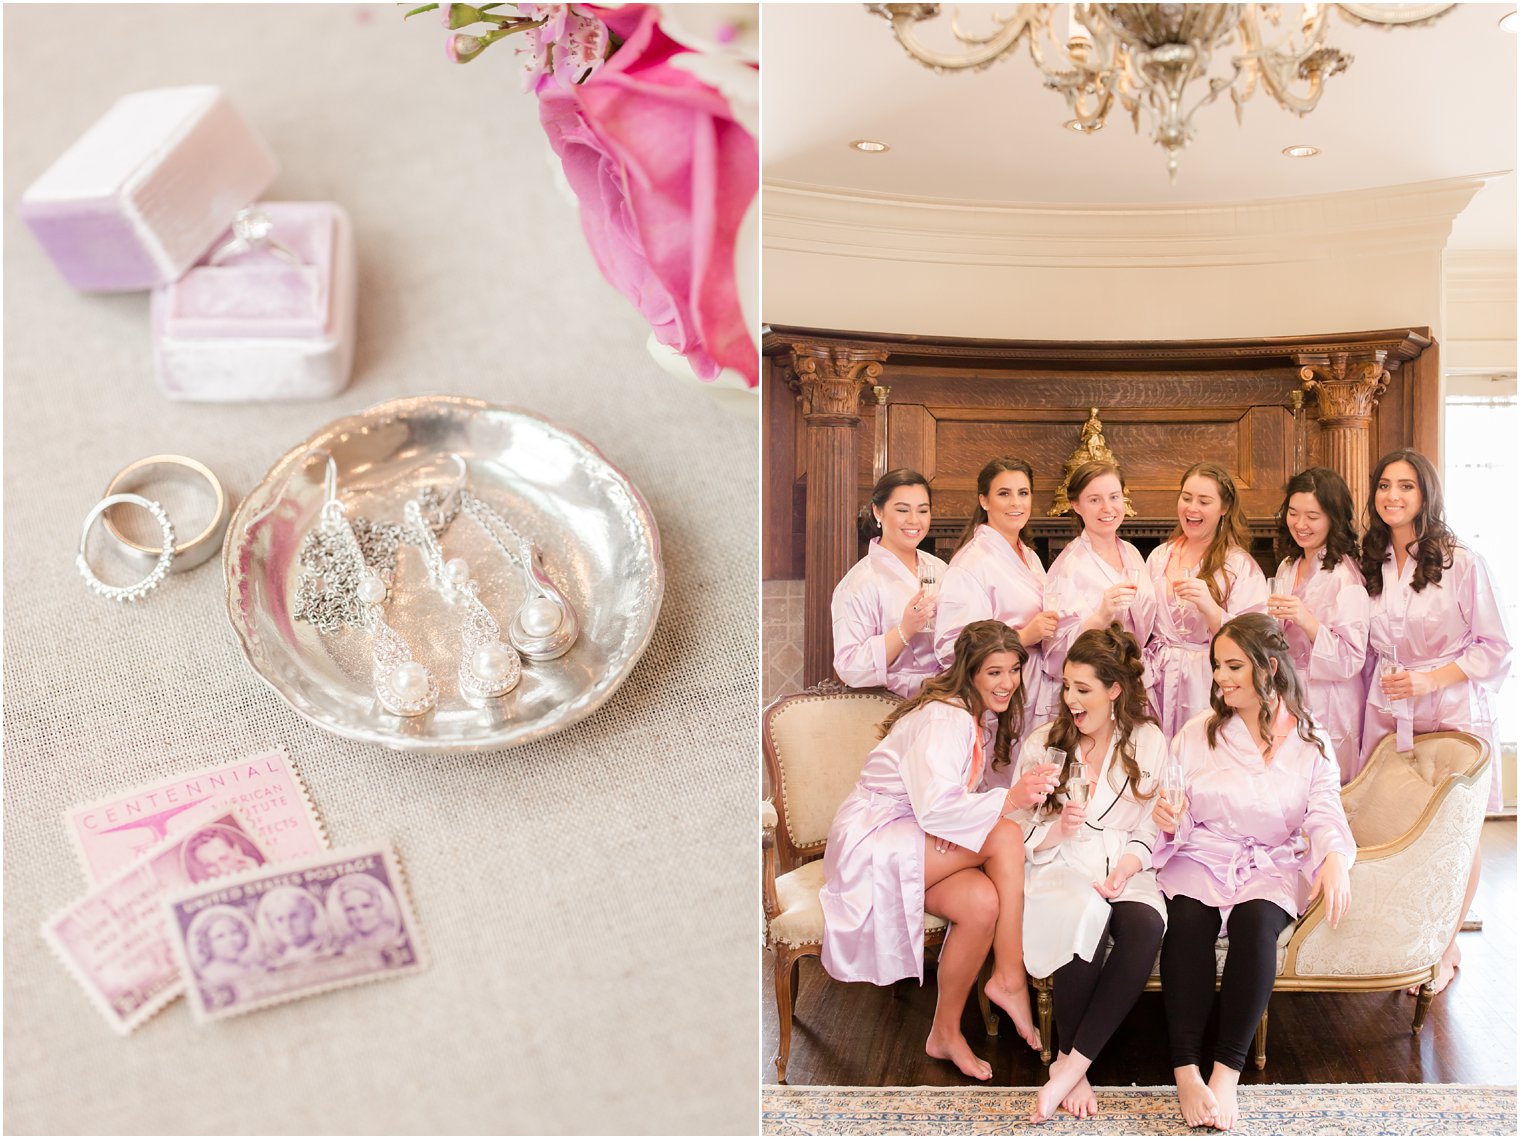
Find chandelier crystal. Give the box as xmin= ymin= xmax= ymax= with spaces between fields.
xmin=866 ymin=3 xmax=1454 ymax=180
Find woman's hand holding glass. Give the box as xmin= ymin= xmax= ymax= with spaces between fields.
xmin=1307 ymin=851 xmax=1352 ymax=928
xmin=1172 ymin=575 xmax=1219 ymax=623
xmin=1100 ymin=581 xmax=1138 ymax=620
xmin=899 ymin=586 xmax=936 ymax=639
xmin=1153 ymin=759 xmax=1187 ymax=832
xmin=1019 ymin=608 xmax=1060 ymax=647
xmin=1006 ymin=748 xmax=1062 ymax=813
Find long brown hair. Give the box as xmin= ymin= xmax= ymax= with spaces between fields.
xmin=1272 ymin=466 xmax=1359 ymax=571
xmin=1167 ymin=462 xmax=1253 ymax=607
xmin=1039 ymin=624 xmax=1155 ymax=817
xmin=1065 ymin=460 xmax=1125 ymax=534
xmin=1205 ymin=613 xmax=1327 ymax=760
xmin=880 ymin=620 xmax=1028 ymax=772
xmin=954 ymin=457 xmax=1035 ymax=554
xmin=1360 ymin=449 xmax=1456 ymax=597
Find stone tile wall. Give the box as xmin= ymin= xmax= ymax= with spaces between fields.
xmin=762 ymin=579 xmax=806 ymax=706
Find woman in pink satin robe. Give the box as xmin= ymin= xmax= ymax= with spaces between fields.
xmin=1265 ymin=468 xmax=1370 ymax=782
xmin=832 ymin=469 xmax=949 ymax=699
xmin=935 ymin=458 xmax=1061 ymax=782
xmin=1153 ymin=613 xmax=1354 ymax=1130
xmin=1360 ymin=449 xmax=1512 ymax=994
xmin=1044 ymin=461 xmax=1158 ymax=687
xmin=1145 ymin=463 xmax=1268 ymax=739
xmin=820 ymin=621 xmax=1059 ymax=1078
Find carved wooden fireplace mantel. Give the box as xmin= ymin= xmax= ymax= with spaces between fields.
xmin=763 ymin=325 xmax=1438 ymax=687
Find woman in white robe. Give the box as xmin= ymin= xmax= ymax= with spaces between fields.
xmin=832 ymin=469 xmax=948 ymax=698
xmin=1360 ymin=450 xmax=1512 ymax=995
xmin=1020 ymin=625 xmax=1168 ymax=1123
xmin=935 ymin=458 xmax=1061 ymax=783
xmin=1146 ymin=462 xmax=1268 ymax=739
xmin=820 ymin=621 xmax=1060 ymax=1079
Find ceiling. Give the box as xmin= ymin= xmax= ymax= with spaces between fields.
xmin=762 ymin=2 xmax=1517 ymax=249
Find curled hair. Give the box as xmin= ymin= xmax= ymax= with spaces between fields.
xmin=1361 ymin=449 xmax=1456 ymax=597
xmin=1206 ymin=613 xmax=1327 ymax=760
xmin=955 ymin=457 xmax=1035 ymax=553
xmin=1039 ymin=624 xmax=1155 ymax=817
xmin=1063 ymin=460 xmax=1125 ymax=533
xmin=1168 ymin=462 xmax=1253 ymax=608
xmin=858 ymin=468 xmax=932 ymax=544
xmin=1272 ymin=467 xmax=1360 ymax=571
xmin=880 ymin=620 xmax=1027 ymax=773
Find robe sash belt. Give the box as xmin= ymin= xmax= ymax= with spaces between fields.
xmin=1189 ymin=825 xmax=1298 ymax=897
xmin=1370 ymin=645 xmax=1469 ymax=753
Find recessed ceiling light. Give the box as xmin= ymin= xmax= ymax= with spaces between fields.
xmin=1500 ymin=10 xmax=1517 ymax=32
xmin=1065 ymin=119 xmax=1103 ymax=133
xmin=1282 ymin=144 xmax=1321 ymax=158
xmin=849 ymin=139 xmax=889 ymax=153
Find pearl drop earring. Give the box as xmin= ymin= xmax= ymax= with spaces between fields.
xmin=294 ymin=458 xmax=438 ymax=717
xmin=404 ymin=491 xmax=522 ymax=701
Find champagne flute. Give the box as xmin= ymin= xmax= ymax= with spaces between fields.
xmin=1269 ymin=570 xmax=1292 ymax=620
xmin=1065 ymin=760 xmax=1090 ymax=805
xmin=1117 ymin=566 xmax=1141 ymax=612
xmin=918 ymin=569 xmax=939 ymax=599
xmin=1172 ymin=563 xmax=1197 ymax=622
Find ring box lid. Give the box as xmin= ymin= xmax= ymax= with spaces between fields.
xmin=19 ymin=85 xmax=279 ymax=292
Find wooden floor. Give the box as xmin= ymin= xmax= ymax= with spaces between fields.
xmin=762 ymin=820 xmax=1515 ymax=1088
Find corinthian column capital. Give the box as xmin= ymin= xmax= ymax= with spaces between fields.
xmin=1297 ymin=351 xmax=1389 ymax=425
xmin=787 ymin=342 xmax=890 ymax=424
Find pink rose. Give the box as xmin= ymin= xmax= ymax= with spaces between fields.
xmin=535 ymin=4 xmax=757 ymax=385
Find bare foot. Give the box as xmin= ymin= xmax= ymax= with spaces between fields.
xmin=985 ymin=975 xmax=1041 ymax=1051
xmin=1207 ymin=1066 xmax=1241 ymax=1131
xmin=925 ymin=1027 xmax=993 ymax=1081
xmin=1409 ymin=943 xmax=1460 ymax=996
xmin=1062 ymin=1074 xmax=1098 ymax=1120
xmin=1175 ymin=1066 xmax=1218 ymax=1129
xmin=1029 ymin=1051 xmax=1092 ymax=1124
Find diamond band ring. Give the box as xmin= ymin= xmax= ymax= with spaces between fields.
xmin=78 ymin=493 xmax=176 ymax=603
xmin=207 ymin=207 xmax=302 ymax=267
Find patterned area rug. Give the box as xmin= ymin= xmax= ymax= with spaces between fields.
xmin=762 ymin=1084 xmax=1517 ymax=1136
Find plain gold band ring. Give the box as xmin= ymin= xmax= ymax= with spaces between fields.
xmin=103 ymin=454 xmax=229 ymax=573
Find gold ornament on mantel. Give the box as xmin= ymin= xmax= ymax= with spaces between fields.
xmin=1048 ymin=408 xmax=1137 ymax=518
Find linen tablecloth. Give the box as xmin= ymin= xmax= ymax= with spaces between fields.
xmin=3 ymin=5 xmax=757 ymax=1133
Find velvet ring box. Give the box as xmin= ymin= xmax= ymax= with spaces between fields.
xmin=149 ymin=201 xmax=358 ymax=402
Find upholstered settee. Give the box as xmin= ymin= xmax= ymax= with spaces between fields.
xmin=1029 ymin=729 xmax=1491 ymax=1066
xmin=760 ymin=684 xmax=997 ymax=1084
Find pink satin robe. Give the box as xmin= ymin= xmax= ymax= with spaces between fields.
xmin=934 ymin=524 xmax=1057 ymax=785
xmin=831 ymin=539 xmax=950 ymax=699
xmin=1361 ymin=543 xmax=1512 ymax=810
xmin=1044 ymin=532 xmax=1159 ymax=685
xmin=819 ymin=700 xmax=1008 ymax=985
xmin=1271 ymin=554 xmax=1370 ymax=783
xmin=1144 ymin=543 xmax=1268 ymax=740
xmin=1154 ymin=710 xmax=1355 ymax=930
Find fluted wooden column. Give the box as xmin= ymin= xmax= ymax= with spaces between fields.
xmin=788 ymin=342 xmax=889 ymax=685
xmin=1299 ymin=352 xmax=1388 ymax=527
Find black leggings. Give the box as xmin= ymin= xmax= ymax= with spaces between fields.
xmin=1160 ymin=894 xmax=1294 ymax=1073
xmin=1052 ymin=901 xmax=1165 ymax=1061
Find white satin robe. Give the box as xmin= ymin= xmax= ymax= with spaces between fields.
xmin=1154 ymin=710 xmax=1355 ymax=931
xmin=1271 ymin=554 xmax=1370 ymax=782
xmin=1044 ymin=532 xmax=1159 ymax=686
xmin=1019 ymin=720 xmax=1169 ymax=978
xmin=1361 ymin=543 xmax=1512 ymax=810
xmin=934 ymin=524 xmax=1057 ymax=785
xmin=819 ymin=700 xmax=1008 ymax=985
xmin=832 ymin=539 xmax=950 ymax=699
xmin=1144 ymin=543 xmax=1268 ymax=740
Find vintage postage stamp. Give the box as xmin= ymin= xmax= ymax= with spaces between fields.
xmin=42 ymin=806 xmax=273 ymax=1035
xmin=65 ymin=747 xmax=327 ymax=886
xmin=164 ymin=844 xmax=427 ymax=1023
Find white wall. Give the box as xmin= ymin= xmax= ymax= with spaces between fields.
xmin=763 ymin=176 xmax=1493 ymax=345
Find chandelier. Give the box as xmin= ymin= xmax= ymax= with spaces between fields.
xmin=867 ymin=3 xmax=1455 ymax=180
